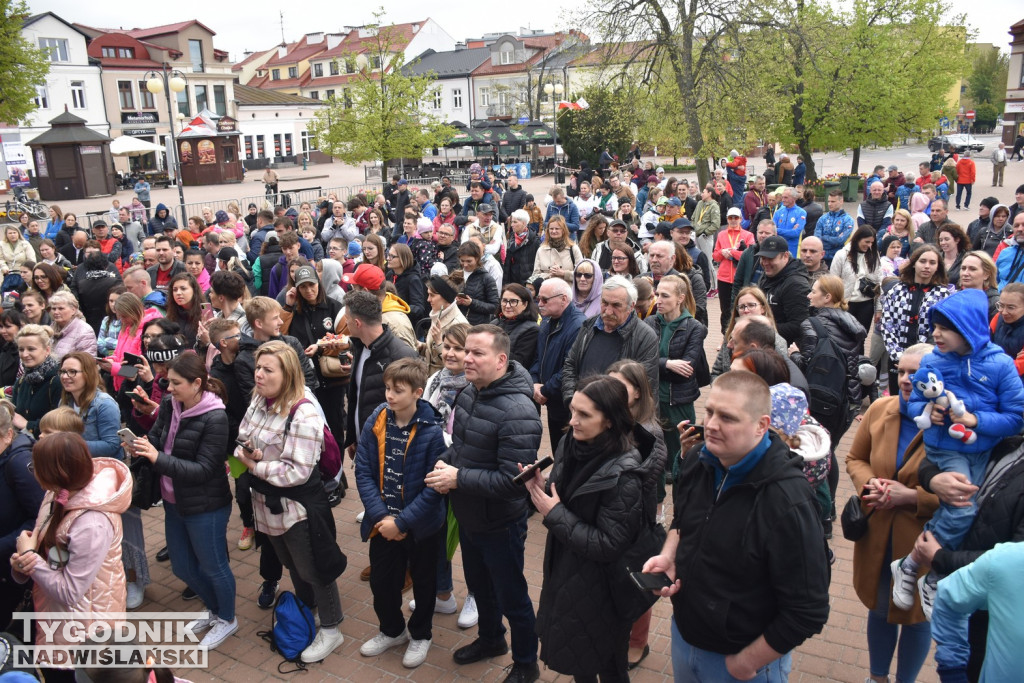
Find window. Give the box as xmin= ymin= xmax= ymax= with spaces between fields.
xmin=273 ymin=134 xmax=282 ymax=157
xmin=117 ymin=81 xmax=134 ymax=109
xmin=301 ymin=130 xmax=317 ymax=153
xmin=310 ymin=91 xmax=319 ymax=100
xmin=452 ymin=88 xmax=462 ymax=109
xmin=284 ymin=133 xmax=293 ymax=156
xmin=499 ymin=47 xmax=514 ymax=65
xmin=189 ymin=39 xmax=204 ymax=72
xmin=371 ymin=55 xmax=382 ymax=70
xmin=1020 ymin=59 xmax=1024 ymax=88
xmin=101 ymin=47 xmax=115 ymax=58
xmin=117 ymin=47 xmax=134 ymax=59
xmin=288 ymin=66 xmax=298 ymax=79
xmin=313 ymin=63 xmax=323 ymax=78
xmin=432 ymin=89 xmax=442 ymax=109
xmin=194 ymin=85 xmax=208 ymax=113
xmin=244 ymin=136 xmax=253 ymax=159
xmin=175 ymin=88 xmax=190 ymax=118
xmin=213 ymin=85 xmax=226 ymax=116
xmin=345 ymin=59 xmax=355 ymax=74
xmin=138 ymin=81 xmax=155 ymax=109
xmin=34 ymin=86 xmax=49 ymax=109
xmin=38 ymin=38 xmax=68 ymax=62
xmin=325 ymin=89 xmax=335 ymax=100
xmin=71 ymin=81 xmax=86 ymax=109
xmin=256 ymin=135 xmax=265 ymax=158
xmin=479 ymin=87 xmax=490 ymax=106
xmin=271 ymin=69 xmax=281 ymax=81
xmin=342 ymin=88 xmax=352 ymax=109
xmin=329 ymin=60 xmax=339 ymax=76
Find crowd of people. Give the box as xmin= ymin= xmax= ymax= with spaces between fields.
xmin=1 ymin=154 xmax=1023 ymax=683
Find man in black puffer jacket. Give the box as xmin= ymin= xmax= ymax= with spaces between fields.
xmin=426 ymin=324 xmax=543 ymax=682
xmin=342 ymin=290 xmax=417 ymax=454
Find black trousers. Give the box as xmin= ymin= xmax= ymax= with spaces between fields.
xmin=545 ymin=399 xmax=570 ymax=454
xmin=847 ymin=299 xmax=875 ymax=355
xmin=369 ymin=530 xmax=441 ymax=641
xmin=717 ymin=279 xmax=734 ymax=334
xmin=234 ymin=471 xmax=283 ymax=582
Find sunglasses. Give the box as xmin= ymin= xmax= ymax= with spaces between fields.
xmin=536 ymin=294 xmax=565 ymax=304
xmin=575 ymin=272 xmax=594 ymax=280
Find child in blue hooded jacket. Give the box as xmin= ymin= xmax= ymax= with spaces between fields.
xmin=893 ymin=288 xmax=1024 ymax=619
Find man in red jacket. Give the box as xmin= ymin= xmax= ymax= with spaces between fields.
xmin=955 ymin=151 xmax=977 ymax=211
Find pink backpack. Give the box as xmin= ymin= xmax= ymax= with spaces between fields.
xmin=285 ymin=399 xmax=342 ymax=480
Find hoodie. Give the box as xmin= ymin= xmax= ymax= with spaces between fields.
xmin=909 ymin=288 xmax=1024 ymax=454
xmin=21 ymin=458 xmax=131 ymax=644
xmin=160 ymin=391 xmax=226 ymax=503
xmin=319 ymin=258 xmax=347 ymax=305
xmin=380 ymin=292 xmax=418 ymax=350
xmin=147 ymin=204 xmax=177 ymax=236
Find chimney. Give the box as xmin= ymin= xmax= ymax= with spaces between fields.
xmin=305 ymin=32 xmax=324 ymax=44
xmin=277 ymin=45 xmax=288 ymax=58
xmin=327 ymin=33 xmax=344 ymax=50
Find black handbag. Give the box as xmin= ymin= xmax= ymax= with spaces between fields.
xmin=840 ymin=493 xmax=875 ymax=541
xmin=857 ymin=277 xmax=879 ymax=299
xmin=605 ymin=520 xmax=668 ymax=622
xmin=129 ymin=456 xmax=162 ymax=510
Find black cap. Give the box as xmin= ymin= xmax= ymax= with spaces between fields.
xmin=671 ymin=218 xmax=693 ymax=230
xmin=756 ymin=235 xmax=790 ymax=258
xmin=654 ymin=222 xmax=674 ymax=239
xmin=217 ymin=247 xmax=237 ymax=262
xmin=477 ymin=203 xmax=495 ymax=215
xmin=980 ymin=196 xmax=999 ymax=210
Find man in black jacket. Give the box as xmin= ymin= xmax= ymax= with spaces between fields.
xmin=756 ymin=235 xmax=811 ymax=344
xmin=71 ymin=244 xmax=123 ymax=332
xmin=501 ymin=173 xmax=527 ymax=225
xmin=643 ymin=371 xmax=829 ymax=681
xmin=425 ymin=324 xmax=542 ymax=683
xmin=342 ymin=290 xmax=417 ymax=455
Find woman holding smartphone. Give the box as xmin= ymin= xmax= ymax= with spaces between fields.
xmin=103 ymin=293 xmax=163 ymax=393
xmin=166 ymin=273 xmax=208 ymax=348
xmin=128 ymin=352 xmax=235 ymax=650
xmin=526 ymin=375 xmax=647 ymax=682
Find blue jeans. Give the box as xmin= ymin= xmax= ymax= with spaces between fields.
xmin=671 ymin=620 xmax=791 ymax=683
xmin=955 ymin=183 xmax=973 ymax=208
xmin=867 ymin=547 xmax=932 ymax=682
xmin=164 ymin=503 xmax=236 ymax=621
xmin=923 ymin=448 xmax=988 ymax=551
xmin=459 ymin=514 xmax=537 ymax=664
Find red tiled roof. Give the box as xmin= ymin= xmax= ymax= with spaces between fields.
xmin=127 ymin=20 xmax=217 ymax=38
xmin=315 ymin=20 xmax=426 ymax=60
xmin=472 ymin=34 xmax=566 ymax=77
xmin=232 ymin=49 xmax=273 ymax=72
xmin=263 ymin=36 xmax=329 ymax=67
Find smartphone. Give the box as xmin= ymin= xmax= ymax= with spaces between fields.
xmin=235 ymin=438 xmax=253 ymax=454
xmin=128 ymin=392 xmax=147 ymax=403
xmin=629 ymin=570 xmax=673 ymax=592
xmin=861 ymin=485 xmax=873 ymax=498
xmin=117 ymin=428 xmax=136 ymax=444
xmin=123 ymin=352 xmax=144 ymax=367
xmin=512 ymin=455 xmax=554 ymax=485
xmin=116 ymin=365 xmax=139 ymax=380
xmin=688 ymin=424 xmax=705 ymax=439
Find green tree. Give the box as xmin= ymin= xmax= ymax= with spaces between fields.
xmin=306 ymin=10 xmax=454 ymax=168
xmin=558 ymin=84 xmax=635 ymax=167
xmin=0 ymin=0 xmax=50 ymax=125
xmin=967 ymin=47 xmax=1009 ymax=106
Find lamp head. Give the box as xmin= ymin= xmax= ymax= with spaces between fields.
xmin=146 ymin=77 xmax=163 ymax=95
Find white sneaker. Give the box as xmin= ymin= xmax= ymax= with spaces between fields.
xmin=457 ymin=595 xmax=478 ymax=629
xmin=356 ymin=510 xmax=365 ymax=522
xmin=199 ymin=618 xmax=238 ymax=649
xmin=360 ymin=629 xmax=409 ymax=657
xmin=891 ymin=559 xmax=917 ymax=611
xmin=919 ymin=574 xmax=937 ymax=620
xmin=402 ymin=638 xmax=431 ymax=668
xmin=301 ymin=628 xmax=344 ymax=663
xmin=126 ymin=582 xmax=144 ymax=610
xmin=408 ymin=594 xmax=458 ymax=614
xmin=186 ymin=614 xmax=216 ymax=636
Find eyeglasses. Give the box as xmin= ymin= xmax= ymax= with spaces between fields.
xmin=575 ymin=272 xmax=594 ymax=280
xmin=737 ymin=303 xmax=761 ymax=312
xmin=219 ymin=334 xmax=241 ymax=344
xmin=997 ymin=302 xmax=1021 ymax=312
xmin=387 ymin=253 xmax=398 ymax=259
xmin=536 ymin=294 xmax=565 ymax=304
xmin=27 ymin=462 xmax=34 ymax=474
xmin=59 ymin=369 xmax=80 ymax=378
xmin=500 ymin=299 xmax=523 ymax=307
xmin=609 ymin=228 xmax=627 ymax=235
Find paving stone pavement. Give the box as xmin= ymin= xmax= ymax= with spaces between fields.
xmin=131 ymin=292 xmax=941 ymax=683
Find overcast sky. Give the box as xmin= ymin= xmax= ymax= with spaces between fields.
xmin=29 ymin=0 xmax=1021 ymax=63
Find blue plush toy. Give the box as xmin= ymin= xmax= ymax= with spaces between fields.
xmin=911 ymin=366 xmax=977 ymax=445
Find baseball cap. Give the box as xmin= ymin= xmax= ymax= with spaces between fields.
xmin=667 ymin=197 xmax=682 ymax=207
xmin=342 ymin=263 xmax=385 ymax=290
xmin=477 ymin=202 xmax=495 ymax=214
xmin=756 ymin=235 xmax=790 ymax=258
xmin=216 ymin=247 xmax=236 ymax=262
xmin=887 ymin=164 xmax=899 ymax=172
xmin=656 ymin=197 xmax=669 ymax=206
xmin=215 ymin=210 xmax=229 ymax=223
xmin=397 ymin=178 xmax=408 ymax=186
xmin=654 ymin=222 xmax=674 ymax=239
xmin=727 ymin=207 xmax=743 ymax=218
xmin=656 ymin=167 xmax=665 ymax=173
xmin=294 ymin=266 xmax=318 ymax=287
xmin=671 ymin=218 xmax=693 ymax=230
xmin=92 ymin=220 xmax=107 ymax=228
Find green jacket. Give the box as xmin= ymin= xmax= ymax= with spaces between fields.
xmin=692 ymin=199 xmax=720 ymax=238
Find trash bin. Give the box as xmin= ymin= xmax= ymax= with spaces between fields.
xmin=841 ymin=175 xmax=861 ymax=203
xmin=555 ymin=167 xmax=565 ymax=184
xmin=823 ymin=181 xmax=841 ymax=198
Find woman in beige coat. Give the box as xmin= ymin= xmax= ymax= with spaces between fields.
xmin=531 ymin=215 xmax=584 ymax=284
xmin=845 ymin=343 xmax=938 ymax=683
xmin=419 ymin=275 xmax=468 ymax=375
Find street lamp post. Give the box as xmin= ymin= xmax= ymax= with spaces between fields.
xmin=543 ymin=82 xmax=564 ymax=181
xmin=146 ymin=64 xmax=188 ymax=225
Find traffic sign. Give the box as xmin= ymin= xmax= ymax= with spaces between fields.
xmin=517 ymin=116 xmax=529 ymax=125
xmin=966 ymin=110 xmax=975 ymax=120
xmin=940 ymin=117 xmax=949 ymax=128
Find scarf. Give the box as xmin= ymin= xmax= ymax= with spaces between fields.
xmin=427 ymin=369 xmax=468 ymax=423
xmin=561 ymin=431 xmax=620 ymax=501
xmin=23 ymin=355 xmax=58 ymax=386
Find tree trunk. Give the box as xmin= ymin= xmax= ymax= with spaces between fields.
xmin=798 ymin=141 xmax=816 ymax=181
xmin=791 ymin=0 xmax=815 ymax=182
xmin=850 ymin=146 xmax=861 ymax=175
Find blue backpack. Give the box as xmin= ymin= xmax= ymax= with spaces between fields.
xmin=258 ymin=591 xmax=316 ymax=673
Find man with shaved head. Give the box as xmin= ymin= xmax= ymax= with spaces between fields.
xmin=642 ymin=370 xmax=829 ymax=682
xmin=799 ymin=236 xmax=829 ymax=281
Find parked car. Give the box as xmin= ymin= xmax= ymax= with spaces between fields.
xmin=928 ymin=134 xmax=985 ymax=154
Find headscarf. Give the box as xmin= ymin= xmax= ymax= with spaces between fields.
xmin=572 ymin=258 xmax=604 ymax=318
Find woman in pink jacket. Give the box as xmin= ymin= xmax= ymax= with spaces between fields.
xmin=10 ymin=432 xmax=131 ymax=682
xmin=99 ymin=292 xmax=163 ymax=391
